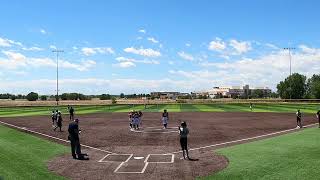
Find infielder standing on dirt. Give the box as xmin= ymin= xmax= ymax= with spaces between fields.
xmin=179 ymin=121 xmax=190 ymax=160
xmin=296 ymin=109 xmax=302 ymax=128
xmin=51 ymin=110 xmax=56 ymax=126
xmin=162 ymin=109 xmax=169 ymax=129
xmin=317 ymin=109 xmax=320 ymax=128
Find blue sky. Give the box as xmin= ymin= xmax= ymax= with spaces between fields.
xmin=1 ymin=0 xmax=320 ymax=94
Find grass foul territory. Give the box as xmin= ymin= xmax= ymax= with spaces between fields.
xmin=201 ymin=127 xmax=320 ymax=180
xmin=0 ymin=125 xmax=68 ymax=180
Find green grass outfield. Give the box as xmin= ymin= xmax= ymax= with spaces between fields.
xmin=0 ymin=103 xmax=320 ymax=117
xmin=201 ymin=127 xmax=320 ymax=180
xmin=0 ymin=124 xmax=68 ymax=180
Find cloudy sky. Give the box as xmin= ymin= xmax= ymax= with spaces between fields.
xmin=1 ymin=0 xmax=320 ymax=95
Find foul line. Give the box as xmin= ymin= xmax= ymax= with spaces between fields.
xmin=0 ymin=120 xmax=114 ymax=154
xmin=165 ymin=123 xmax=319 ymax=155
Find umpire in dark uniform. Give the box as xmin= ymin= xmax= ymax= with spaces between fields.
xmin=68 ymin=119 xmax=83 ymax=159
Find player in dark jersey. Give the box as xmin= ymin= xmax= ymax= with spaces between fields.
xmin=317 ymin=110 xmax=320 ymax=128
xmin=54 ymin=111 xmax=63 ymax=132
xmin=179 ymin=121 xmax=190 ymax=160
xmin=69 ymin=106 xmax=75 ymax=121
xmin=296 ymin=109 xmax=302 ymax=129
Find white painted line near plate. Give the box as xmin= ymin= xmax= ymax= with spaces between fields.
xmin=98 ymin=154 xmax=133 ymax=163
xmin=0 ymin=120 xmax=114 ymax=154
xmin=114 ymin=154 xmax=149 ymax=174
xmin=165 ymin=123 xmax=319 ymax=155
xmin=144 ymin=154 xmax=175 ymax=164
xmin=130 ymin=128 xmax=178 ymax=134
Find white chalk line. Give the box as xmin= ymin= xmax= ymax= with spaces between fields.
xmin=165 ymin=123 xmax=319 ymax=155
xmin=98 ymin=154 xmax=133 ymax=163
xmin=113 ymin=153 xmax=175 ymax=173
xmin=1 ymin=119 xmax=318 ymax=167
xmin=0 ymin=120 xmax=114 ymax=154
xmin=130 ymin=126 xmax=179 ymax=134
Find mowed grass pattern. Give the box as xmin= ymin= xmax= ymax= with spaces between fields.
xmin=0 ymin=103 xmax=320 ymax=117
xmin=0 ymin=125 xmax=68 ymax=180
xmin=201 ymin=127 xmax=320 ymax=180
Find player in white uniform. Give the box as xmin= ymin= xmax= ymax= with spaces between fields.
xmin=162 ymin=109 xmax=169 ymax=129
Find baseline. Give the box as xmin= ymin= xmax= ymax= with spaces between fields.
xmin=165 ymin=123 xmax=318 ymax=155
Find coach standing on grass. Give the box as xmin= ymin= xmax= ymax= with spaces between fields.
xmin=68 ymin=118 xmax=83 ymax=159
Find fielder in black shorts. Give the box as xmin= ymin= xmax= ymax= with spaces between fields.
xmin=179 ymin=121 xmax=190 ymax=160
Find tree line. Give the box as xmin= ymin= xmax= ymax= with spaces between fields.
xmin=277 ymin=73 xmax=320 ymax=99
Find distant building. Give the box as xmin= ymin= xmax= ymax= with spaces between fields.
xmin=150 ymin=92 xmax=180 ymax=100
xmin=205 ymin=85 xmax=271 ymax=98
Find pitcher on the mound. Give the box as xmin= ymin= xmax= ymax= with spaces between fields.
xmin=162 ymin=109 xmax=169 ymax=129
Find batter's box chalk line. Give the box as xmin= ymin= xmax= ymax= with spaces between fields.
xmin=98 ymin=153 xmax=174 ymax=174
xmin=130 ymin=126 xmax=179 ymax=134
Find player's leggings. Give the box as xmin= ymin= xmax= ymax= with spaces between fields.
xmin=180 ymin=137 xmax=188 ymax=150
xmin=297 ymin=117 xmax=302 ymax=128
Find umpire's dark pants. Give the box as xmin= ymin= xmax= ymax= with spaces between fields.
xmin=70 ymin=138 xmax=81 ymax=158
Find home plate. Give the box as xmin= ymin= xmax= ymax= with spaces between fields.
xmin=134 ymin=156 xmax=144 ymax=160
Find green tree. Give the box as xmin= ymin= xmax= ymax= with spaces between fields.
xmin=40 ymin=95 xmax=47 ymax=101
xmin=277 ymin=73 xmax=307 ymax=99
xmin=26 ymin=92 xmax=39 ymax=101
xmin=100 ymin=94 xmax=111 ymax=100
xmin=306 ymin=74 xmax=320 ymax=99
xmin=251 ymin=89 xmax=264 ymax=98
xmin=120 ymin=93 xmax=125 ymax=98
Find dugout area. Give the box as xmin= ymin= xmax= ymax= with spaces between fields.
xmin=0 ymin=112 xmax=317 ymax=180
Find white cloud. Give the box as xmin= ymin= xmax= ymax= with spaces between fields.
xmin=116 ymin=56 xmax=159 ymax=65
xmin=113 ymin=61 xmax=136 ymax=68
xmin=49 ymin=45 xmax=57 ymax=50
xmin=197 ymin=47 xmax=320 ymax=90
xmin=0 ymin=78 xmax=204 ymax=94
xmin=178 ymin=51 xmax=194 ymax=61
xmin=0 ymin=51 xmax=96 ymax=71
xmin=168 ymin=61 xmax=174 ymax=65
xmin=22 ymin=47 xmax=44 ymax=51
xmin=0 ymin=37 xmax=23 ymax=47
xmin=147 ymin=37 xmax=159 ymax=43
xmin=208 ymin=38 xmax=226 ymax=51
xmin=229 ymin=39 xmax=252 ymax=54
xmin=40 ymin=29 xmax=47 ymax=35
xmin=81 ymin=47 xmax=115 ymax=56
xmin=265 ymin=43 xmax=279 ymax=49
xmin=299 ymin=44 xmax=318 ymax=54
xmin=185 ymin=43 xmax=191 ymax=47
xmin=113 ymin=56 xmax=160 ymax=68
xmin=138 ymin=29 xmax=146 ymax=33
xmin=124 ymin=47 xmax=161 ymax=57
xmin=137 ymin=37 xmax=143 ymax=40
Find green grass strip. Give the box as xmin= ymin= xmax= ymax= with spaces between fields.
xmin=200 ymin=127 xmax=320 ymax=180
xmin=0 ymin=125 xmax=68 ymax=180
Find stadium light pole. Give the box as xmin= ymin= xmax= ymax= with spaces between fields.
xmin=52 ymin=49 xmax=64 ymax=106
xmin=283 ymin=47 xmax=295 ymax=99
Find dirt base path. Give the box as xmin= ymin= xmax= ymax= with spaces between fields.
xmin=0 ymin=112 xmax=317 ymax=180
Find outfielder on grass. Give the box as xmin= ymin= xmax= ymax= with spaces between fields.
xmin=317 ymin=110 xmax=320 ymax=128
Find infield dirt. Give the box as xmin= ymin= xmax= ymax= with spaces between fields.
xmin=0 ymin=112 xmax=317 ymax=180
